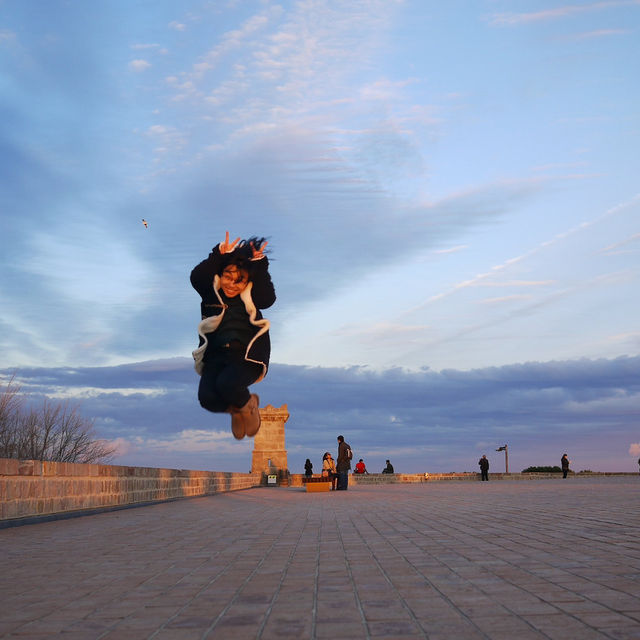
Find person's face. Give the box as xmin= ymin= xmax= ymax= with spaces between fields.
xmin=220 ymin=266 xmax=249 ymax=298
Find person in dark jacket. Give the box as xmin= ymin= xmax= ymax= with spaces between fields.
xmin=304 ymin=459 xmax=313 ymax=477
xmin=382 ymin=460 xmax=394 ymax=474
xmin=561 ymin=453 xmax=571 ymax=479
xmin=190 ymin=232 xmax=275 ymax=440
xmin=478 ymin=455 xmax=489 ymax=481
xmin=336 ymin=435 xmax=352 ymax=490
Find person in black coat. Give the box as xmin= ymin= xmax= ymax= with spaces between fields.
xmin=304 ymin=459 xmax=313 ymax=477
xmin=561 ymin=453 xmax=571 ymax=479
xmin=478 ymin=455 xmax=489 ymax=481
xmin=190 ymin=232 xmax=275 ymax=440
xmin=382 ymin=460 xmax=394 ymax=474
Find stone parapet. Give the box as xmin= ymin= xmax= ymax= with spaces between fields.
xmin=0 ymin=458 xmax=261 ymax=526
xmin=289 ymin=471 xmax=638 ymax=487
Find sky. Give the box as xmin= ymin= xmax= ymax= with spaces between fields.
xmin=1 ymin=0 xmax=639 ymax=474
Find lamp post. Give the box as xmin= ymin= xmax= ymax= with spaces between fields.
xmin=496 ymin=444 xmax=508 ymax=474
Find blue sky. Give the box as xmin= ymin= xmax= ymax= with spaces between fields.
xmin=1 ymin=0 xmax=639 ymax=474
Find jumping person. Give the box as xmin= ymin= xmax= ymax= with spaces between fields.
xmin=190 ymin=232 xmax=275 ymax=440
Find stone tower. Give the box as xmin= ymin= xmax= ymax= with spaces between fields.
xmin=251 ymin=404 xmax=289 ymax=480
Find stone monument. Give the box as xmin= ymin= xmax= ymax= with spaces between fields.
xmin=251 ymin=404 xmax=289 ymax=483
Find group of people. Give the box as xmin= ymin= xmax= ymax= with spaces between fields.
xmin=303 ymin=436 xmax=352 ymax=490
xmin=304 ymin=450 xmax=395 ymax=490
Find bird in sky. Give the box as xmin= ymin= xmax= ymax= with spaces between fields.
xmin=142 ymin=219 xmax=148 ymax=229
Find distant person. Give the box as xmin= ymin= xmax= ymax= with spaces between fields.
xmin=638 ymin=457 xmax=640 ymax=476
xmin=354 ymin=459 xmax=369 ymax=474
xmin=304 ymin=458 xmax=313 ymax=477
xmin=322 ymin=452 xmax=337 ymax=490
xmin=478 ymin=454 xmax=489 ymax=481
xmin=382 ymin=460 xmax=394 ymax=474
xmin=336 ymin=435 xmax=352 ymax=490
xmin=561 ymin=453 xmax=571 ymax=479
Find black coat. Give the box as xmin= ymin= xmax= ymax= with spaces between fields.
xmin=190 ymin=245 xmax=276 ymax=380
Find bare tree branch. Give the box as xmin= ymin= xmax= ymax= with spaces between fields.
xmin=0 ymin=378 xmax=116 ymax=464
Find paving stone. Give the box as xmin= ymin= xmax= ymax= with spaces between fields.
xmin=2 ymin=477 xmax=640 ymax=640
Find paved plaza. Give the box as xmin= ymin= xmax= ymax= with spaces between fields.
xmin=2 ymin=477 xmax=640 ymax=639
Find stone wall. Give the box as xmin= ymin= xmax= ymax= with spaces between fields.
xmin=0 ymin=458 xmax=261 ymax=526
xmin=289 ymin=471 xmax=637 ymax=487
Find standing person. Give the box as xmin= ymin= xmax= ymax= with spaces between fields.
xmin=322 ymin=452 xmax=337 ymax=490
xmin=561 ymin=453 xmax=571 ymax=479
xmin=336 ymin=435 xmax=352 ymax=490
xmin=478 ymin=455 xmax=489 ymax=481
xmin=382 ymin=460 xmax=394 ymax=474
xmin=354 ymin=459 xmax=369 ymax=474
xmin=304 ymin=459 xmax=313 ymax=477
xmin=190 ymin=231 xmax=275 ymax=440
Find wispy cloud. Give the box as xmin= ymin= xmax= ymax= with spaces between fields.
xmin=489 ymin=1 xmax=640 ymax=26
xmin=566 ymin=28 xmax=631 ymax=39
xmin=598 ymin=232 xmax=640 ymax=255
xmin=435 ymin=245 xmax=468 ymax=255
xmin=402 ymin=194 xmax=640 ymax=317
xmin=478 ymin=294 xmax=532 ymax=305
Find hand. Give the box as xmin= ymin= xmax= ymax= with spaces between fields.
xmin=219 ymin=231 xmax=241 ymax=254
xmin=250 ymin=239 xmax=268 ymax=259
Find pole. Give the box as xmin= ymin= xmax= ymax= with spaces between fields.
xmin=496 ymin=444 xmax=509 ymax=474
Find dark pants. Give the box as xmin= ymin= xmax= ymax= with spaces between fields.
xmin=562 ymin=469 xmax=568 ymax=478
xmin=481 ymin=471 xmax=489 ymax=481
xmin=198 ymin=348 xmax=262 ymax=413
xmin=337 ymin=471 xmax=349 ymax=490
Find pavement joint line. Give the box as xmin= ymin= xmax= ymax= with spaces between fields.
xmin=394 ymin=495 xmax=640 ymax=638
xmin=407 ymin=508 xmax=609 ymax=634
xmin=141 ymin=503 xmax=284 ymax=640
xmin=309 ymin=507 xmax=322 ymax=640
xmin=253 ymin=510 xmax=310 ymax=640
xmin=114 ymin=521 xmax=254 ymax=640
xmin=358 ymin=506 xmax=491 ymax=640
xmin=334 ymin=506 xmax=373 ymax=640
xmin=197 ymin=508 xmax=302 ymax=639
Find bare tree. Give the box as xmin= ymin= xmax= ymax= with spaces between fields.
xmin=0 ymin=375 xmax=24 ymax=459
xmin=0 ymin=376 xmax=116 ymax=463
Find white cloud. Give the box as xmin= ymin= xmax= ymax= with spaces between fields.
xmin=134 ymin=429 xmax=250 ymax=455
xmin=129 ymin=59 xmax=151 ymax=72
xmin=131 ymin=43 xmax=161 ymax=50
xmin=169 ymin=21 xmax=186 ymax=31
xmin=0 ymin=29 xmax=16 ymax=44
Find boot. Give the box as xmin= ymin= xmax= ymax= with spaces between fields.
xmin=241 ymin=394 xmax=261 ymax=437
xmin=228 ymin=407 xmax=246 ymax=440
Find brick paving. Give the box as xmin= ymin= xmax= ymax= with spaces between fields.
xmin=2 ymin=477 xmax=640 ymax=639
